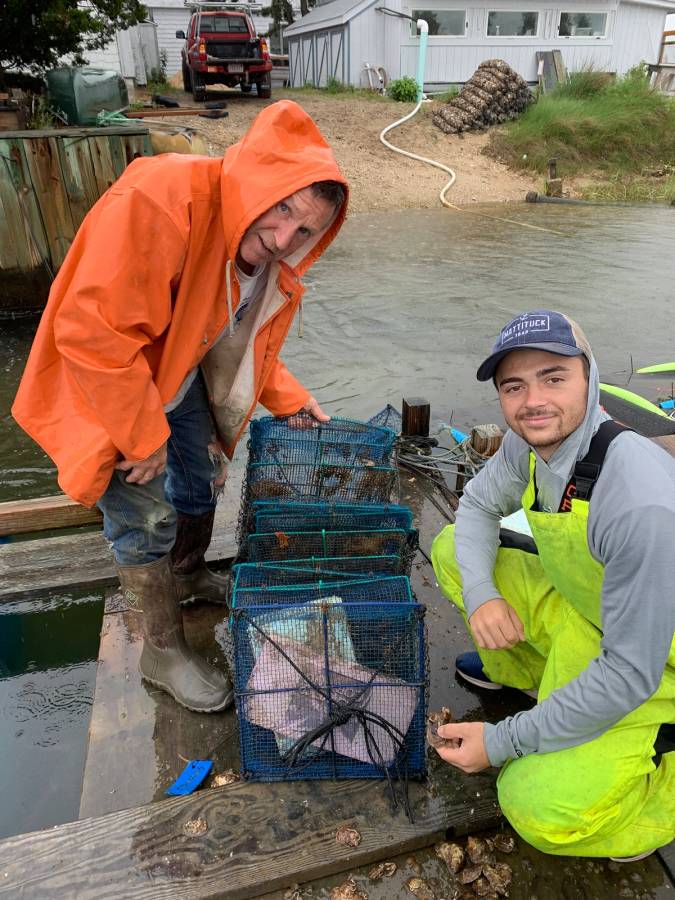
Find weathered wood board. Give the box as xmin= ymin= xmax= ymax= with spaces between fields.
xmin=0 ymin=494 xmax=103 ymax=537
xmin=0 ymin=772 xmax=500 ymax=900
xmin=0 ymin=126 xmax=152 ymax=311
xmin=79 ymin=597 xmax=240 ymax=819
xmin=0 ymin=502 xmax=237 ymax=600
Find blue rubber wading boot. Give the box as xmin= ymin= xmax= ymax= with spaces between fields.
xmin=171 ymin=510 xmax=230 ymax=606
xmin=116 ymin=554 xmax=233 ymax=713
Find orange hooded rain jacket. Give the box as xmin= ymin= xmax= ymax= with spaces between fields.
xmin=12 ymin=101 xmax=348 ymax=507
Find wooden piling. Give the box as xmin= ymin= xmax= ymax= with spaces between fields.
xmin=402 ymin=397 xmax=431 ymax=437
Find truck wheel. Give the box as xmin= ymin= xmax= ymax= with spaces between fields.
xmin=240 ymin=82 xmax=253 ymax=94
xmin=256 ymin=74 xmax=272 ymax=99
xmin=182 ymin=63 xmax=191 ymax=93
xmin=191 ymin=71 xmax=207 ymax=102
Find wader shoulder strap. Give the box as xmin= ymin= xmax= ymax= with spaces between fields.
xmin=559 ymin=419 xmax=632 ymax=511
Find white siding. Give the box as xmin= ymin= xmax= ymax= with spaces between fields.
xmin=288 ymin=0 xmax=673 ymax=85
xmin=347 ymin=5 xmax=386 ymax=82
xmin=83 ymin=39 xmax=122 ymax=72
xmin=148 ymin=5 xmax=191 ymax=74
xmin=612 ymin=2 xmax=667 ymax=73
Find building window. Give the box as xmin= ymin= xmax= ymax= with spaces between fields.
xmin=411 ymin=9 xmax=467 ymax=36
xmin=558 ymin=12 xmax=607 ymax=37
xmin=487 ymin=11 xmax=538 ymax=36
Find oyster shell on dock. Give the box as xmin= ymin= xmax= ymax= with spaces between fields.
xmin=335 ymin=824 xmax=362 ymax=848
xmin=435 ymin=841 xmax=465 ymax=873
xmin=211 ymin=769 xmax=240 ymax=787
xmin=492 ymin=833 xmax=516 ymax=854
xmin=183 ymin=817 xmax=208 ymax=836
xmin=329 ymin=876 xmax=368 ymax=900
xmin=367 ymin=862 xmax=396 ymax=880
xmin=406 ymin=876 xmax=436 ymax=899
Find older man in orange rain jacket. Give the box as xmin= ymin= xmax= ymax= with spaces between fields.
xmin=13 ymin=100 xmax=348 ymax=714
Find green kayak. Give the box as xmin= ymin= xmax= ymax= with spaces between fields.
xmin=599 ymin=383 xmax=671 ymax=419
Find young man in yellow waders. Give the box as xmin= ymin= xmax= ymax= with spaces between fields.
xmin=431 ymin=310 xmax=675 ymax=861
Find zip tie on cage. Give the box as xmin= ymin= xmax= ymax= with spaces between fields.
xmin=237 ymin=610 xmax=415 ymax=822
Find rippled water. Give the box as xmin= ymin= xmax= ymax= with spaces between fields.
xmin=0 ymin=593 xmax=103 ymax=839
xmin=2 ymin=203 xmax=673 ymax=503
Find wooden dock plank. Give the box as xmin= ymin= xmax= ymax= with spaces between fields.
xmin=0 ymin=503 xmax=238 ymax=600
xmin=79 ymin=599 xmax=240 ymax=819
xmin=0 ymin=494 xmax=102 ymax=537
xmin=0 ymin=770 xmax=500 ymax=900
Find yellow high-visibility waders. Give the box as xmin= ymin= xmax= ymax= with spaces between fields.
xmin=431 ymin=455 xmax=675 ymax=858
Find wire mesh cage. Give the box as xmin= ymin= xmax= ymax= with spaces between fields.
xmin=250 ymin=415 xmax=396 ymax=464
xmin=231 ymin=578 xmax=427 ymax=782
xmin=367 ymin=404 xmax=402 ymax=432
xmin=250 ymin=501 xmax=414 ymax=535
xmin=231 ymin=555 xmax=402 ymax=592
xmin=232 ymin=556 xmax=406 ymax=590
xmin=244 ymin=461 xmax=398 ymax=506
xmin=244 ymin=529 xmax=413 ymax=564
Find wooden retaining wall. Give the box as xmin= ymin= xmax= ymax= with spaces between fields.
xmin=0 ymin=126 xmax=152 ymax=312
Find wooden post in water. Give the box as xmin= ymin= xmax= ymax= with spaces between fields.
xmin=401 ymin=397 xmax=431 ymax=437
xmin=456 ymin=424 xmax=504 ymax=494
xmin=545 ymin=158 xmax=563 ymax=198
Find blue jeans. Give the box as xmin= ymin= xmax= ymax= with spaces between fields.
xmin=98 ymin=373 xmax=220 ymax=565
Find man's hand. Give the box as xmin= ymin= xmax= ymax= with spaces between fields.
xmin=435 ymin=722 xmax=490 ymax=773
xmin=469 ymin=597 xmax=525 ymax=650
xmin=287 ymin=396 xmax=331 ymax=428
xmin=115 ymin=442 xmax=168 ymax=485
xmin=302 ymin=395 xmax=330 ymax=423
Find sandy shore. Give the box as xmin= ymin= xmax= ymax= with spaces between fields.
xmin=152 ymin=88 xmax=537 ymax=213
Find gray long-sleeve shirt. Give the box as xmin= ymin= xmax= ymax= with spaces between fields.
xmin=454 ymin=357 xmax=675 ymax=766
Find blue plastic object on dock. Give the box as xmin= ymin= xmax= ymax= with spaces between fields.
xmin=165 ymin=759 xmax=213 ymax=796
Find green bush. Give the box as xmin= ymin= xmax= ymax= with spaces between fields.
xmin=388 ymin=76 xmax=418 ymax=102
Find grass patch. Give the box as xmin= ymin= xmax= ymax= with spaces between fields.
xmin=487 ymin=67 xmax=675 ymax=188
xmin=580 ymin=172 xmax=675 ymax=203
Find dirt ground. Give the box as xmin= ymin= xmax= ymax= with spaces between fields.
xmin=146 ymin=86 xmax=537 ymax=213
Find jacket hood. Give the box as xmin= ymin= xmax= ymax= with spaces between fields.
xmin=540 ymin=352 xmax=609 ymax=477
xmin=220 ymin=100 xmax=348 ymax=277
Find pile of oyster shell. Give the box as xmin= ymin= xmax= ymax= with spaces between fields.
xmin=432 ymin=833 xmax=515 ymax=899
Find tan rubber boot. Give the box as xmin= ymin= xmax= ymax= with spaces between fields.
xmin=116 ymin=555 xmax=233 ymax=713
xmin=171 ymin=510 xmax=229 ymax=606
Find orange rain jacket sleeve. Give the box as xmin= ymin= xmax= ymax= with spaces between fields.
xmin=12 ymin=100 xmax=348 ymax=506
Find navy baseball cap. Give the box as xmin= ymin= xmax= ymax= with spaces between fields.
xmin=477 ymin=310 xmax=592 ymax=382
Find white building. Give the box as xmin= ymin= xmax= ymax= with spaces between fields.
xmin=282 ymin=0 xmax=675 ymax=90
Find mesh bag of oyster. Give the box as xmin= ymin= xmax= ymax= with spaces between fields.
xmin=228 ymin=574 xmax=427 ymax=803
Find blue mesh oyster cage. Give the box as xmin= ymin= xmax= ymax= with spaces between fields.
xmin=244 ymin=529 xmax=415 ymax=567
xmin=231 ymin=576 xmax=427 ymax=782
xmin=232 ymin=556 xmax=406 ymax=590
xmin=250 ymin=501 xmax=413 ymax=534
xmin=244 ymin=461 xmax=398 ymax=506
xmin=249 ymin=415 xmax=396 ymax=466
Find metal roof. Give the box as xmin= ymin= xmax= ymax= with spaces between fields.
xmin=284 ymin=0 xmax=376 ymax=35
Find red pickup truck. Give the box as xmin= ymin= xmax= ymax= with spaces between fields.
xmin=176 ymin=4 xmax=272 ymax=101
